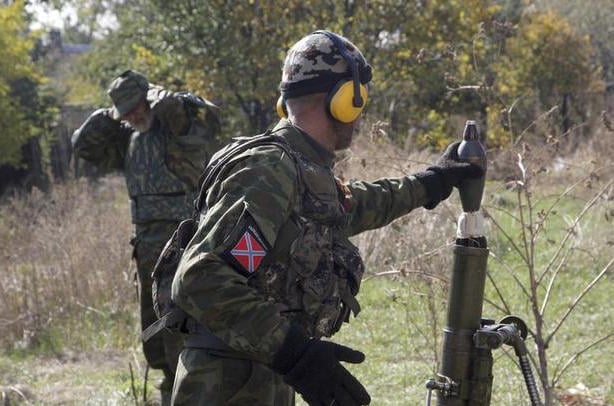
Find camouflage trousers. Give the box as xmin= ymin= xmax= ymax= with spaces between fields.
xmin=133 ymin=221 xmax=184 ymax=392
xmin=171 ymin=348 xmax=294 ymax=405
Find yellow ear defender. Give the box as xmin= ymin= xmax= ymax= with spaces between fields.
xmin=276 ymin=85 xmax=368 ymax=123
xmin=326 ymin=79 xmax=368 ymax=123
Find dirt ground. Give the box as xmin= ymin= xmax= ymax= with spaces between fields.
xmin=0 ymin=349 xmax=164 ymax=405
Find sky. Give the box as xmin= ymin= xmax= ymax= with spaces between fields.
xmin=25 ymin=2 xmax=78 ymax=31
xmin=24 ymin=2 xmax=118 ymax=39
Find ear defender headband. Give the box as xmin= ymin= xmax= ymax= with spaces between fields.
xmin=277 ymin=31 xmax=370 ymax=123
xmin=319 ymin=30 xmax=368 ymax=123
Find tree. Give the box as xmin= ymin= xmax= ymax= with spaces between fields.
xmin=72 ymin=0 xmax=498 ymax=144
xmin=537 ymin=0 xmax=614 ymax=85
xmin=0 ymin=0 xmax=42 ymax=167
xmin=356 ymin=0 xmax=498 ymax=146
xmin=77 ymin=0 xmax=362 ymax=136
xmin=488 ymin=9 xmax=602 ymax=146
xmin=64 ymin=1 xmax=607 ymax=148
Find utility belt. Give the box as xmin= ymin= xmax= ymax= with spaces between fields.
xmin=183 ymin=317 xmax=231 ymax=350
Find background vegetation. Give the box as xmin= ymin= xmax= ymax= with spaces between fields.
xmin=1 ymin=0 xmax=613 ymax=405
xmin=1 ymin=121 xmax=612 ymax=405
xmin=58 ymin=0 xmax=608 ymax=147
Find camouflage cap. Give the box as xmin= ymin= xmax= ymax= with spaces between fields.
xmin=280 ymin=30 xmax=372 ymax=99
xmin=107 ymin=70 xmax=149 ymax=119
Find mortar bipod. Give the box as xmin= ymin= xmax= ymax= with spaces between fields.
xmin=473 ymin=316 xmax=542 ymax=406
xmin=425 ymin=316 xmax=543 ymax=406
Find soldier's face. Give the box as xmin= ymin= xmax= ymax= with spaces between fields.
xmin=122 ymin=99 xmax=152 ymax=132
xmin=333 ymin=117 xmax=361 ymax=150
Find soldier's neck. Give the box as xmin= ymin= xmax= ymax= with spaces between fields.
xmin=288 ymin=113 xmax=336 ymax=154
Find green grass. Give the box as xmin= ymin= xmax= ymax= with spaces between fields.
xmin=301 ymin=269 xmax=613 ymax=405
xmin=0 ymin=263 xmax=611 ymax=405
xmin=0 ymin=348 xmax=165 ymax=405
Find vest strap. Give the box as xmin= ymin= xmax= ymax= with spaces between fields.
xmin=141 ymin=307 xmax=187 ymax=342
xmin=341 ymin=287 xmax=361 ymax=317
xmin=183 ymin=333 xmax=231 ymax=351
xmin=183 ymin=319 xmax=258 ymax=360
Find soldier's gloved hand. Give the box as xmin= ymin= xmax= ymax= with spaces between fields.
xmin=414 ymin=141 xmax=483 ymax=209
xmin=272 ymin=324 xmax=371 ymax=406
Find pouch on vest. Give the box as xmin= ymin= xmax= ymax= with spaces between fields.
xmin=141 ymin=218 xmax=197 ymax=342
xmin=286 ymin=221 xmax=363 ymax=338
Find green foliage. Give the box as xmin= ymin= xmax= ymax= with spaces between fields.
xmin=483 ymin=144 xmax=614 ymax=404
xmin=538 ymin=0 xmax=614 ymax=84
xmin=416 ymin=110 xmax=450 ymax=148
xmin=0 ymin=0 xmax=42 ymax=167
xmin=491 ymin=9 xmax=602 ymax=144
xmin=74 ymin=1 xmax=368 ymax=136
xmin=60 ymin=1 xmax=609 ymax=149
xmin=364 ymin=0 xmax=498 ymax=144
xmin=69 ymin=0 xmax=500 ymax=141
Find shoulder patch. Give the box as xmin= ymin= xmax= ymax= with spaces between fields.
xmin=221 ymin=213 xmax=270 ymax=276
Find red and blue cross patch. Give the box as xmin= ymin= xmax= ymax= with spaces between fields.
xmin=230 ymin=225 xmax=267 ymax=273
xmin=222 ymin=216 xmax=270 ymax=276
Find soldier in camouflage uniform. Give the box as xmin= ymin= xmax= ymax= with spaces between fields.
xmin=71 ymin=70 xmax=221 ymax=405
xmin=170 ymin=31 xmax=482 ymax=406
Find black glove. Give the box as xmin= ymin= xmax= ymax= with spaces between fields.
xmin=272 ymin=324 xmax=371 ymax=406
xmin=414 ymin=141 xmax=483 ymax=209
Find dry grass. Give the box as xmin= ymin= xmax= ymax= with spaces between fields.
xmin=0 ymin=176 xmax=134 ymax=352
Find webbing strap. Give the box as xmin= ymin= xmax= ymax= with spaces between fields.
xmin=141 ymin=308 xmax=186 ymax=342
xmin=183 ymin=335 xmax=258 ymax=361
xmin=194 ymin=128 xmax=297 ymax=214
xmin=182 ymin=319 xmax=259 ymax=360
xmin=183 ymin=333 xmax=230 ymax=350
xmin=341 ymin=287 xmax=361 ymax=317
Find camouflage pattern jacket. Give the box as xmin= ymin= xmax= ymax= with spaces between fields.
xmin=172 ymin=119 xmax=430 ymax=365
xmin=72 ymin=86 xmax=221 ymax=224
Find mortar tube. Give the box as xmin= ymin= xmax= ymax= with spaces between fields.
xmin=433 ymin=119 xmax=492 ymax=405
xmin=436 ymin=243 xmax=490 ymax=405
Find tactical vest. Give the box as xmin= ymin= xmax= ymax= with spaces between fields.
xmin=245 ymin=130 xmax=364 ymax=338
xmin=202 ymin=126 xmax=364 ymax=338
xmin=125 ymin=121 xmax=193 ymax=224
xmin=144 ymin=127 xmax=364 ymax=344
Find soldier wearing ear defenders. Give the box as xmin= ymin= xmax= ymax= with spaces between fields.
xmin=170 ymin=31 xmax=482 ymax=406
xmin=72 ymin=70 xmax=221 ymax=405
